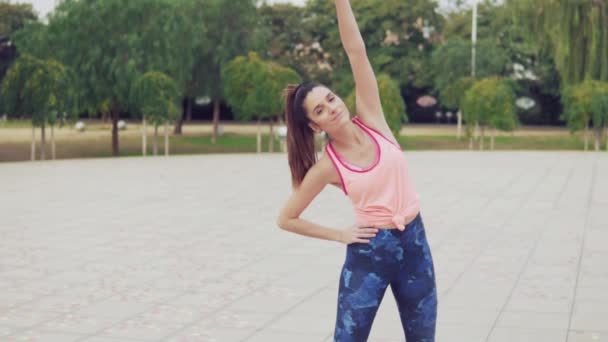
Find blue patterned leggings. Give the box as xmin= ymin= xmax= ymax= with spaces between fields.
xmin=334 ymin=213 xmax=437 ymax=342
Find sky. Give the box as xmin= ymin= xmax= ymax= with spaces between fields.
xmin=14 ymin=0 xmax=479 ymax=20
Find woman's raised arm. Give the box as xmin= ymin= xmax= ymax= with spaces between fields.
xmin=335 ymin=0 xmax=386 ymax=127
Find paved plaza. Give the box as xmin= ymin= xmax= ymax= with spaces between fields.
xmin=0 ymin=151 xmax=607 ymax=342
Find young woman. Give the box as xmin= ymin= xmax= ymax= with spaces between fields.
xmin=276 ymin=1 xmax=437 ymax=341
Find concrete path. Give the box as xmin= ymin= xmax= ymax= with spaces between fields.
xmin=0 ymin=152 xmax=606 ymax=342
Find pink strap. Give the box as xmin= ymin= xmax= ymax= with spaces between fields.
xmin=353 ymin=117 xmax=401 ymax=150
xmin=324 ymin=145 xmax=348 ymax=195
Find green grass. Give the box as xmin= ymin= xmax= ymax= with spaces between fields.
xmin=398 ymin=135 xmax=587 ymax=151
xmin=0 ymin=131 xmax=604 ymax=163
xmin=0 ymin=119 xmax=32 ymax=128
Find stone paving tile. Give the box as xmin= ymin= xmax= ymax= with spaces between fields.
xmin=487 ymin=327 xmax=567 ymax=342
xmin=0 ymin=152 xmax=606 ymax=341
xmin=567 ymin=330 xmax=608 ymax=342
xmin=3 ymin=329 xmax=86 ymax=341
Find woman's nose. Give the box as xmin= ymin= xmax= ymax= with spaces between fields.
xmin=330 ymin=104 xmax=339 ymax=114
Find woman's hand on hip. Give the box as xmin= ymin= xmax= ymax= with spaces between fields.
xmin=338 ymin=224 xmax=378 ymax=244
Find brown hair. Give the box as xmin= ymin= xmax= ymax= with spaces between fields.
xmin=283 ymin=81 xmax=321 ymax=189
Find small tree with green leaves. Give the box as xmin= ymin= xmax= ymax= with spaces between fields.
xmin=345 ymin=73 xmax=406 ymax=138
xmin=462 ymin=76 xmax=517 ymax=150
xmin=562 ymin=80 xmax=608 ymax=151
xmin=223 ymin=52 xmax=300 ymax=152
xmin=440 ymin=76 xmax=475 ymax=139
xmin=1 ymin=54 xmax=73 ymax=160
xmin=591 ymin=90 xmax=608 ymax=151
xmin=130 ymin=71 xmax=180 ymax=156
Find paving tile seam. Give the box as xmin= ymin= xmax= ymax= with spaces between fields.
xmin=439 ymin=154 xmax=561 ymax=301
xmin=565 ymin=156 xmax=598 ymax=342
xmin=482 ymin=193 xmax=563 ymax=341
xmin=552 ymin=155 xmax=579 ymax=209
xmin=432 ymin=156 xmax=541 ymax=255
xmin=239 ymin=285 xmax=332 ymax=341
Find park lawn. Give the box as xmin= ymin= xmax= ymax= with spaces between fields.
xmin=0 ymin=120 xmax=33 ymax=128
xmin=0 ymin=132 xmax=596 ymax=163
xmin=399 ymin=134 xmax=586 ymax=150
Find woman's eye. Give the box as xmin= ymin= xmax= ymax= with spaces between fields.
xmin=329 ymin=97 xmax=335 ymax=102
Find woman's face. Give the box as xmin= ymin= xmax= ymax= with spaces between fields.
xmin=303 ymin=86 xmax=349 ymax=133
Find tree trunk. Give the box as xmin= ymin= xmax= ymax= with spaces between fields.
xmin=40 ymin=122 xmax=47 ymax=160
xmin=468 ymin=135 xmax=473 ymax=150
xmin=186 ymin=96 xmax=193 ymax=122
xmin=584 ymin=121 xmax=589 ymax=151
xmin=111 ymin=106 xmax=120 ymax=156
xmin=457 ymin=110 xmax=462 ymax=139
xmin=605 ymin=125 xmax=608 ymax=151
xmin=30 ymin=124 xmax=36 ymax=161
xmin=474 ymin=122 xmax=479 ymax=142
xmin=490 ymin=128 xmax=495 ymax=150
xmin=595 ymin=128 xmax=601 ymax=151
xmin=164 ymin=121 xmax=169 ymax=156
xmin=153 ymin=124 xmax=158 ymax=156
xmin=174 ymin=97 xmax=188 ymax=135
xmin=479 ymin=125 xmax=485 ymax=150
xmin=256 ymin=118 xmax=262 ymax=153
xmin=51 ymin=124 xmax=56 ymax=160
xmin=142 ymin=115 xmax=147 ymax=156
xmin=212 ymin=99 xmax=220 ymax=144
xmin=268 ymin=118 xmax=274 ymax=153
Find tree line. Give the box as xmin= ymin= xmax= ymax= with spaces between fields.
xmin=1 ymin=0 xmax=607 ymax=160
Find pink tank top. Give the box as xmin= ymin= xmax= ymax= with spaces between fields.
xmin=325 ymin=117 xmax=420 ymax=230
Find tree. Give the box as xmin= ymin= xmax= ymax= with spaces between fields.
xmin=15 ymin=0 xmax=202 ymax=157
xmin=0 ymin=2 xmax=37 ymax=81
xmin=562 ymin=80 xmax=608 ymax=151
xmin=431 ymin=38 xmax=509 ymax=95
xmin=201 ymin=0 xmax=264 ymax=144
xmin=445 ymin=1 xmax=564 ymax=124
xmin=130 ymin=71 xmax=180 ymax=156
xmin=462 ymin=77 xmax=517 ymax=150
xmin=302 ymin=0 xmax=444 ymax=91
xmin=1 ymin=54 xmax=73 ymax=160
xmin=258 ymin=3 xmax=308 ymax=72
xmin=440 ymin=76 xmax=475 ymax=139
xmin=167 ymin=0 xmax=207 ymax=134
xmin=345 ymin=74 xmax=407 ymax=137
xmin=590 ymin=87 xmax=608 ymax=151
xmin=223 ymin=52 xmax=300 ymax=152
xmin=510 ymin=0 xmax=608 ymax=86
xmin=439 ymin=76 xmax=475 ymax=110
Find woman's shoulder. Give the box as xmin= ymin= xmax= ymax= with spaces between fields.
xmin=353 ymin=115 xmax=399 ymax=146
xmin=313 ymin=152 xmax=343 ymax=188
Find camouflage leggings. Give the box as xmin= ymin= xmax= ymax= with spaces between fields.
xmin=333 ymin=213 xmax=437 ymax=342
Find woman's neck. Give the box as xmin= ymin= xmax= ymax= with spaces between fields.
xmin=329 ymin=121 xmax=366 ymax=150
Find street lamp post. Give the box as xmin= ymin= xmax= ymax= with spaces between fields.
xmin=459 ymin=0 xmax=478 ymax=141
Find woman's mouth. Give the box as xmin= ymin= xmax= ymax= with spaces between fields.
xmin=332 ymin=111 xmax=343 ymax=122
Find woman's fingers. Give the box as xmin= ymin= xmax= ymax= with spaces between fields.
xmin=358 ymin=233 xmax=376 ymax=238
xmin=360 ymin=228 xmax=378 ymax=233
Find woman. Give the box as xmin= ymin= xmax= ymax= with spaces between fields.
xmin=276 ymin=1 xmax=437 ymax=341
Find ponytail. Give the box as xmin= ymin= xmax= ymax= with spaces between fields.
xmin=283 ymin=82 xmax=320 ymax=189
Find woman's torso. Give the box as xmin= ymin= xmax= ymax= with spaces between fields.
xmin=324 ymin=117 xmax=420 ymax=229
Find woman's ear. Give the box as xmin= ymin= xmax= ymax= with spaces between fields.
xmin=308 ymin=121 xmax=322 ymax=134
